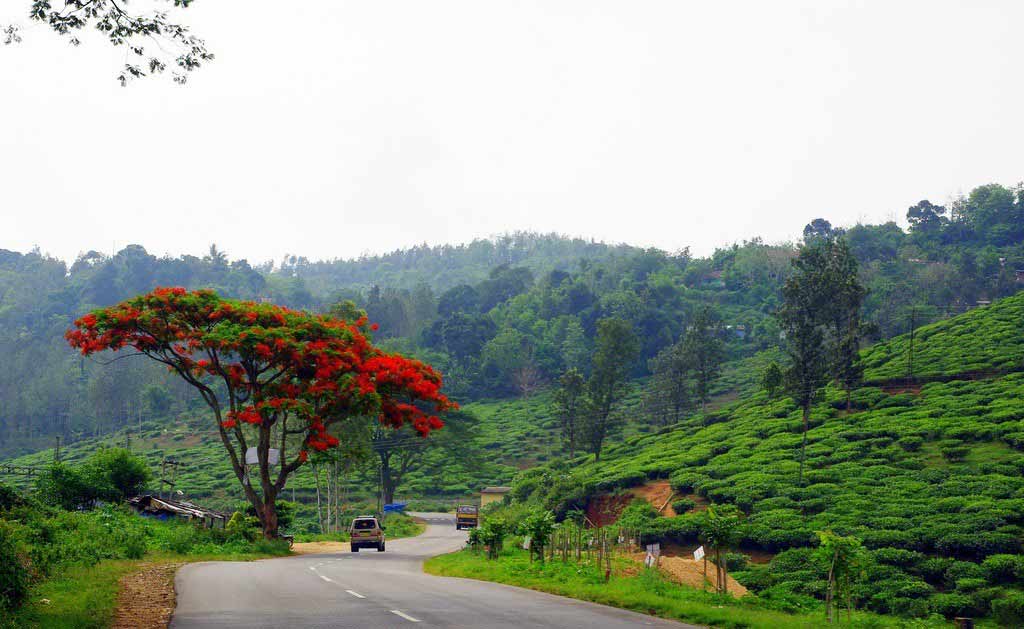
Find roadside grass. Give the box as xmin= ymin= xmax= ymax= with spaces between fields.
xmin=385 ymin=512 xmax=426 ymax=539
xmin=425 ymin=547 xmax=954 ymax=629
xmin=3 ymin=559 xmax=134 ymax=629
xmin=3 ymin=548 xmax=286 ymax=629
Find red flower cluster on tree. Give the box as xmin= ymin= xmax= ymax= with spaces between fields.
xmin=66 ymin=287 xmax=455 ymax=472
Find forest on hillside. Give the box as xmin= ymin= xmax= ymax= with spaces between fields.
xmin=1 ymin=182 xmax=1023 ymax=458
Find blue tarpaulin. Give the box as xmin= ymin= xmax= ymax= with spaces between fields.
xmin=383 ymin=502 xmax=407 ymax=513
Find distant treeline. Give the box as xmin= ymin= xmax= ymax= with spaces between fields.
xmin=1 ymin=182 xmax=1023 ymax=457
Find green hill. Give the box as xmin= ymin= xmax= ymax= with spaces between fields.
xmin=512 ymin=292 xmax=1024 ymax=621
xmin=862 ymin=295 xmax=1024 ymax=382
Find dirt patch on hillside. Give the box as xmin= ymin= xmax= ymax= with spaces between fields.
xmin=630 ymin=481 xmax=677 ymax=516
xmin=587 ymin=493 xmax=634 ymax=526
xmin=112 ymin=562 xmax=183 ymax=629
xmin=587 ymin=481 xmax=693 ymax=525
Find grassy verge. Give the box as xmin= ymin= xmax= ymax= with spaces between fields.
xmin=3 ymin=549 xmax=284 ymax=629
xmin=424 ymin=547 xmax=954 ymax=629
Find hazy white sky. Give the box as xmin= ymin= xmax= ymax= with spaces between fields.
xmin=2 ymin=1 xmax=1022 ymax=265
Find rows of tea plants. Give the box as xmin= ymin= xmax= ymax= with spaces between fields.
xmin=861 ymin=292 xmax=1024 ymax=382
xmin=514 ymin=296 xmax=1024 ymax=624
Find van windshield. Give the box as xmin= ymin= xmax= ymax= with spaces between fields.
xmin=353 ymin=519 xmax=377 ymax=530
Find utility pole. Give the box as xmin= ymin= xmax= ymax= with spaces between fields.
xmin=54 ymin=435 xmax=61 ymax=464
xmin=160 ymin=457 xmax=182 ymax=500
xmin=378 ymin=460 xmax=384 ymax=519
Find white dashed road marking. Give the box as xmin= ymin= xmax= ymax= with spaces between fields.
xmin=391 ymin=610 xmax=421 ymax=623
xmin=319 ymin=575 xmax=333 ymax=583
xmin=345 ymin=590 xmax=365 ymax=598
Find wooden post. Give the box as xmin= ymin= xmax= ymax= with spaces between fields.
xmin=703 ymin=554 xmax=708 ymax=592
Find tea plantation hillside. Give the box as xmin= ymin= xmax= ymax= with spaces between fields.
xmin=0 ymin=347 xmax=779 ymax=526
xmin=513 ymin=293 xmax=1024 ymax=622
xmin=861 ymin=295 xmax=1024 ymax=382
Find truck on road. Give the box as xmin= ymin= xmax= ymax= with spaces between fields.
xmin=455 ymin=505 xmax=478 ymax=530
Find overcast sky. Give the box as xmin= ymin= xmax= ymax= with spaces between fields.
xmin=2 ymin=1 xmax=1022 ymax=266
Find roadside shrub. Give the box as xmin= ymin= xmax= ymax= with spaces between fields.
xmin=0 ymin=522 xmax=29 ymax=610
xmin=83 ymin=448 xmax=152 ymax=501
xmin=480 ymin=517 xmax=512 ymax=559
xmin=123 ymin=529 xmax=147 ymax=559
xmin=517 ymin=510 xmax=555 ymax=562
xmin=0 ymin=484 xmax=24 ymax=512
xmin=33 ymin=463 xmax=101 ymax=511
xmin=226 ymin=511 xmax=258 ymax=542
xmin=162 ymin=523 xmax=200 ymax=554
xmin=466 ymin=525 xmax=483 ymax=551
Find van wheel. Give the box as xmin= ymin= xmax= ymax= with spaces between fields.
xmin=351 ymin=545 xmax=358 ymax=552
xmin=377 ymin=542 xmax=385 ymax=552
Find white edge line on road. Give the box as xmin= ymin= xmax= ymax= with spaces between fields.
xmin=391 ymin=610 xmax=421 ymax=622
xmin=345 ymin=590 xmax=365 ymax=598
xmin=309 ymin=566 xmax=316 ymax=571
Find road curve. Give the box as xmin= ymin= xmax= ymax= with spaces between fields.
xmin=172 ymin=512 xmax=696 ymax=628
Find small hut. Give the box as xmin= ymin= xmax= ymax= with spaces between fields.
xmin=480 ymin=486 xmax=511 ymax=508
xmin=127 ymin=495 xmax=230 ymax=529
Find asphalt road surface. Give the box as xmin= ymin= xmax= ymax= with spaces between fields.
xmin=172 ymin=512 xmax=695 ymax=628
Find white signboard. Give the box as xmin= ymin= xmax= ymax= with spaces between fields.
xmin=645 ymin=543 xmax=661 ymax=557
xmin=522 ymin=536 xmax=531 ymax=550
xmin=245 ymin=448 xmax=280 ymax=466
xmin=693 ymin=545 xmax=705 ymax=561
xmin=644 ymin=553 xmax=656 ymax=568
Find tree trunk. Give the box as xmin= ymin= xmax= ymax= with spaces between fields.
xmin=314 ymin=465 xmax=325 ymax=534
xmin=261 ymin=495 xmax=279 ymax=539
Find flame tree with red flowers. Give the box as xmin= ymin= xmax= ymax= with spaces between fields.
xmin=66 ymin=287 xmax=454 ymax=538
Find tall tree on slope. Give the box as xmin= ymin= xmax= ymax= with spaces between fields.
xmin=780 ymin=240 xmax=834 ymax=486
xmin=582 ymin=318 xmax=639 ymax=462
xmin=683 ymin=307 xmax=725 ymax=411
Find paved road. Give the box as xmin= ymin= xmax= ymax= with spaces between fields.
xmin=172 ymin=512 xmax=694 ymax=628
